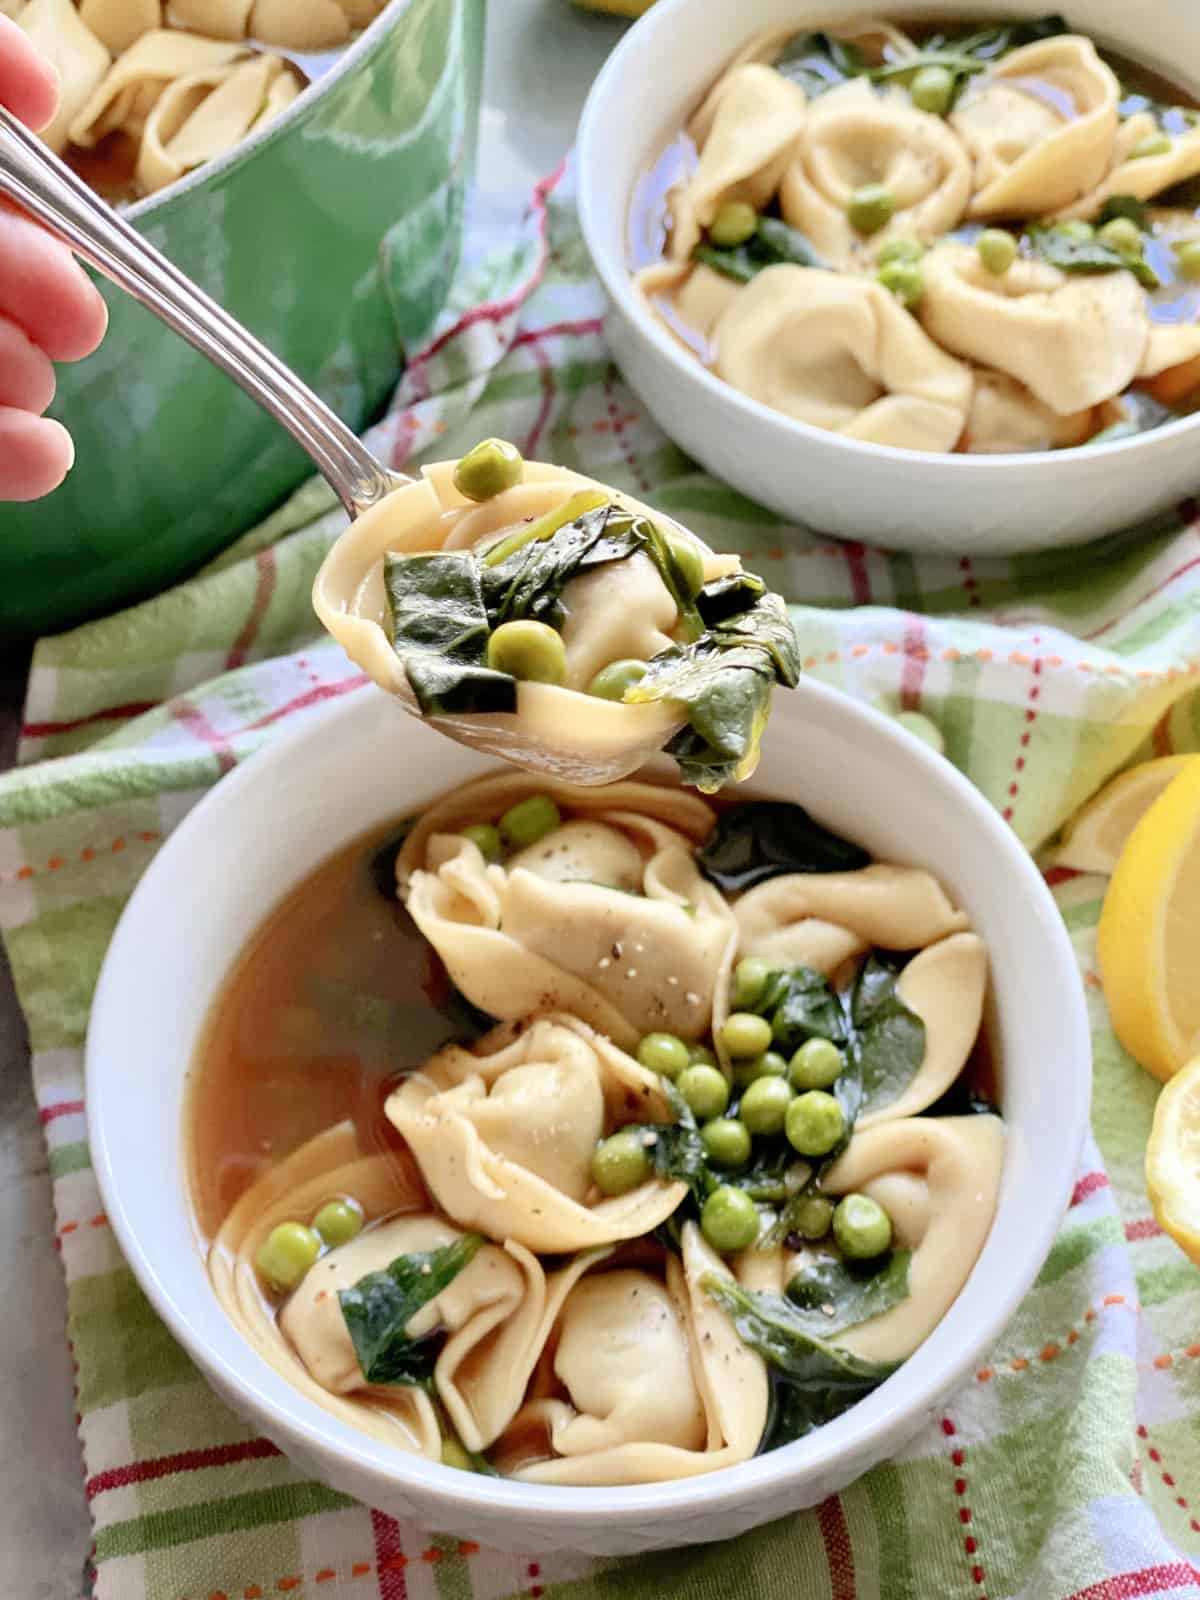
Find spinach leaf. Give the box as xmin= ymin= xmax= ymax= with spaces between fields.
xmin=626 ymin=1080 xmax=711 ymax=1205
xmin=1027 ymin=223 xmax=1159 ymax=289
xmin=632 ymin=593 xmax=800 ymax=792
xmin=720 ymin=1140 xmax=793 ymax=1203
xmin=785 ymin=1250 xmax=912 ymax=1337
xmin=703 ymin=1275 xmax=899 ymax=1448
xmin=850 ymin=954 xmax=927 ymax=1117
xmin=696 ymin=572 xmax=767 ymax=628
xmin=384 ymin=554 xmax=516 ymax=718
xmin=479 ymin=504 xmax=640 ymax=631
xmin=774 ymin=30 xmax=866 ymax=97
xmin=769 ymin=966 xmax=849 ymax=1055
xmin=1096 ymin=194 xmax=1148 ymax=229
xmin=339 ymin=1234 xmax=484 ymax=1385
xmin=921 ymin=15 xmax=1066 ymax=60
xmin=694 ymin=217 xmax=823 ymax=284
xmin=696 ymin=800 xmax=871 ymax=893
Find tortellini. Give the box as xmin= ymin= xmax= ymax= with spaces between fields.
xmin=503 ymin=1224 xmax=770 ymax=1484
xmin=17 ymin=0 xmax=387 ymax=199
xmin=961 ymin=370 xmax=1106 ymax=454
xmin=386 ymin=1016 xmax=688 ymax=1252
xmin=950 ymin=36 xmax=1120 ymax=218
xmin=1057 ymin=115 xmax=1200 ymax=223
xmin=734 ymin=862 xmax=969 ymax=958
xmin=779 ymin=79 xmax=971 ymax=268
xmin=398 ymin=771 xmax=738 ymax=1044
xmin=312 ymin=459 xmax=749 ymax=788
xmin=712 ymin=264 xmax=973 ymax=452
xmin=918 ymin=243 xmax=1148 ymax=415
xmin=669 ymin=63 xmax=808 ymax=261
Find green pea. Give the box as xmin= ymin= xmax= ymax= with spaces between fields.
xmin=701 ymin=1116 xmax=753 ymax=1168
xmin=461 ymin=823 xmax=502 ymax=863
xmin=1098 ymin=216 xmax=1143 ymax=256
xmin=832 ymin=1192 xmax=894 ymax=1259
xmin=486 ymin=620 xmax=567 ymax=685
xmin=790 ymin=1194 xmax=835 ymax=1241
xmin=688 ymin=1042 xmax=718 ymax=1067
xmin=909 ymin=64 xmax=954 ymax=116
xmin=731 ymin=956 xmax=773 ymax=1011
xmin=666 ymin=532 xmax=706 ymax=599
xmin=701 ymin=1185 xmax=760 ymax=1254
xmin=720 ymin=1011 xmax=774 ymax=1060
xmin=678 ymin=1064 xmax=730 ymax=1121
xmin=976 ymin=228 xmax=1017 ymax=276
xmin=739 ymin=1075 xmax=794 ymax=1135
xmin=499 ymin=794 xmax=561 ymax=848
xmin=453 ymin=438 xmax=523 ymax=502
xmin=1174 ymin=239 xmax=1200 ymax=281
xmin=785 ymin=1091 xmax=846 ymax=1158
xmin=312 ymin=1198 xmax=364 ymax=1249
xmin=733 ymin=1049 xmax=789 ymax=1088
xmin=1130 ymin=132 xmax=1172 ymax=160
xmin=709 ymin=200 xmax=758 ymax=248
xmin=590 ymin=1130 xmax=653 ymax=1196
xmin=637 ymin=1031 xmax=691 ymax=1080
xmin=876 ymin=235 xmax=923 ymax=267
xmin=1058 ymin=220 xmax=1095 ymax=241
xmin=441 ymin=1438 xmax=476 ymax=1472
xmin=255 ymin=1221 xmax=321 ymax=1293
xmin=587 ymin=658 xmax=647 ymax=702
xmin=788 ymin=1038 xmax=845 ymax=1091
xmin=893 ymin=710 xmax=945 ymax=754
xmin=877 ymin=259 xmax=923 ymax=308
xmin=847 ymin=182 xmax=895 ymax=236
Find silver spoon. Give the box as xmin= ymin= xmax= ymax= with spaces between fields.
xmin=0 ymin=104 xmax=405 ymax=519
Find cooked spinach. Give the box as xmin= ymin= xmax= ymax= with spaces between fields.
xmin=769 ymin=967 xmax=849 ymax=1056
xmin=703 ymin=1275 xmax=899 ymax=1448
xmin=694 ymin=217 xmax=823 ymax=284
xmin=339 ymin=1234 xmax=484 ymax=1385
xmin=720 ymin=1141 xmax=793 ymax=1204
xmin=384 ymin=553 xmax=515 ymax=718
xmin=696 ymin=800 xmax=871 ymax=893
xmin=1095 ymin=194 xmax=1149 ymax=229
xmin=383 ymin=501 xmax=794 ymax=791
xmin=785 ymin=1249 xmax=912 ymax=1337
xmin=629 ymin=592 xmax=801 ymax=793
xmin=850 ymin=954 xmax=927 ymax=1117
xmin=774 ymin=15 xmax=1066 ymax=110
xmin=1026 ymin=223 xmax=1159 ymax=289
xmin=626 ymin=1080 xmax=712 ymax=1205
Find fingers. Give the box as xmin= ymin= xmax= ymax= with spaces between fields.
xmin=0 ymin=207 xmax=107 ymax=362
xmin=0 ymin=315 xmax=56 ymax=414
xmin=0 ymin=15 xmax=60 ymax=133
xmin=0 ymin=407 xmax=74 ymax=501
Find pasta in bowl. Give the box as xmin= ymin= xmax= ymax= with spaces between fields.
xmin=578 ymin=0 xmax=1200 ymax=551
xmin=197 ymin=767 xmax=1008 ymax=1487
xmin=87 ymin=681 xmax=1091 ymax=1551
xmin=312 ymin=444 xmax=800 ymax=789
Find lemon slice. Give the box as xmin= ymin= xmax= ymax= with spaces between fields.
xmin=1146 ymin=1056 xmax=1200 ymax=1264
xmin=1057 ymin=755 xmax=1200 ymax=874
xmin=1098 ymin=759 xmax=1200 ymax=1081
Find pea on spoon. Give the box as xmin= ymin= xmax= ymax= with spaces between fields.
xmin=0 ymin=110 xmax=797 ymax=789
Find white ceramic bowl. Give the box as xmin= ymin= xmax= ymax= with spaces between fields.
xmin=86 ymin=682 xmax=1090 ymax=1555
xmin=577 ymin=0 xmax=1200 ymax=555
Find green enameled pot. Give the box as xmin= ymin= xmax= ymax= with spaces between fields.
xmin=0 ymin=0 xmax=485 ymax=639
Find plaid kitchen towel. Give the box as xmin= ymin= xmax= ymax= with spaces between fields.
xmin=2 ymin=161 xmax=1200 ymax=1600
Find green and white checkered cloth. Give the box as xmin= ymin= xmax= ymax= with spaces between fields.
xmin=3 ymin=161 xmax=1200 ymax=1600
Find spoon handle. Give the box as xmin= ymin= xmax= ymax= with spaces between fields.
xmin=0 ymin=107 xmax=403 ymax=517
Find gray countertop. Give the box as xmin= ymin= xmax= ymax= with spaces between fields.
xmin=0 ymin=4 xmax=622 ymax=1592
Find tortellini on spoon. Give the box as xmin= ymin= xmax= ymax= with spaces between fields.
xmin=313 ymin=450 xmax=799 ymax=790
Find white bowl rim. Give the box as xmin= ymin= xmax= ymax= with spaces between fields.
xmin=576 ymin=0 xmax=1200 ymax=474
xmin=86 ymin=678 xmax=1091 ymax=1527
xmin=122 ymin=0 xmax=418 ymax=224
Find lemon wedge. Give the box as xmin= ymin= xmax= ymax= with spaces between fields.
xmin=1146 ymin=1056 xmax=1200 ymax=1265
xmin=1098 ymin=758 xmax=1200 ymax=1081
xmin=1057 ymin=755 xmax=1200 ymax=875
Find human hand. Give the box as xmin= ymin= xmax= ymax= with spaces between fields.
xmin=0 ymin=15 xmax=107 ymax=502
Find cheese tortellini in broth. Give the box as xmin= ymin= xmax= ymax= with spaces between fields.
xmin=633 ymin=13 xmax=1200 ymax=453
